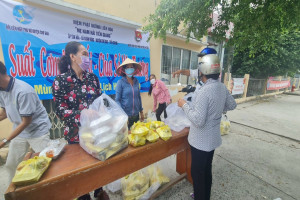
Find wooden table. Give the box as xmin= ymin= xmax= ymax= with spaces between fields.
xmin=5 ymin=128 xmax=192 ymax=200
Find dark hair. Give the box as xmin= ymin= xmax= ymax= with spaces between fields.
xmin=205 ymin=73 xmax=220 ymax=80
xmin=148 ymin=74 xmax=156 ymax=96
xmin=58 ymin=41 xmax=82 ymax=73
xmin=0 ymin=61 xmax=7 ymax=75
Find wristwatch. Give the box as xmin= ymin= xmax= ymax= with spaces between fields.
xmin=2 ymin=138 xmax=8 ymax=144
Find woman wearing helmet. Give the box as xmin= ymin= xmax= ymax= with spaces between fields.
xmin=178 ymin=54 xmax=237 ymax=200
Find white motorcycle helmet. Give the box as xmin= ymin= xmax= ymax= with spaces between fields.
xmin=198 ymin=54 xmax=221 ymax=75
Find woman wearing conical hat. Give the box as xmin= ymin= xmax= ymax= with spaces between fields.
xmin=115 ymin=58 xmax=144 ymax=129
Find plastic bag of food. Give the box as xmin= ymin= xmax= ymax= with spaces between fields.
xmin=121 ymin=170 xmax=149 ymax=200
xmin=131 ymin=125 xmax=149 ymax=137
xmin=146 ymin=130 xmax=159 ymax=143
xmin=39 ymin=139 xmax=67 ymax=159
xmin=144 ymin=122 xmax=151 ymax=129
xmin=12 ymin=156 xmax=51 ymax=186
xmin=130 ymin=121 xmax=145 ymax=131
xmin=220 ymin=114 xmax=231 ymax=135
xmin=79 ymin=94 xmax=128 ymax=161
xmin=138 ymin=165 xmax=170 ymax=200
xmin=149 ymin=121 xmax=165 ymax=130
xmin=107 ymin=178 xmax=122 ymax=193
xmin=164 ymin=103 xmax=191 ymax=132
xmin=146 ymin=110 xmax=157 ymax=122
xmin=156 ymin=125 xmax=172 ymax=141
xmin=147 ymin=165 xmax=170 ymax=185
xmin=128 ymin=134 xmax=146 ymax=147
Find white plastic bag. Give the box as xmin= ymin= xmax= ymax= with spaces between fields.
xmin=147 ymin=110 xmax=157 ymax=122
xmin=220 ymin=114 xmax=231 ymax=135
xmin=107 ymin=178 xmax=122 ymax=193
xmin=79 ymin=94 xmax=128 ymax=161
xmin=164 ymin=103 xmax=191 ymax=132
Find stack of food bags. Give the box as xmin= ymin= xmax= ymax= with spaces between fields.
xmin=80 ymin=114 xmax=128 ymax=161
xmin=128 ymin=121 xmax=172 ymax=147
xmin=12 ymin=156 xmax=52 ymax=186
xmin=121 ymin=165 xmax=170 ymax=200
xmin=79 ymin=94 xmax=129 ymax=161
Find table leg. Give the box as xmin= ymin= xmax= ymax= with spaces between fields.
xmin=176 ymin=146 xmax=192 ymax=183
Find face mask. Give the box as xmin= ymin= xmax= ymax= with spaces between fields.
xmin=125 ymin=68 xmax=135 ymax=77
xmin=79 ymin=56 xmax=90 ymax=71
xmin=150 ymin=79 xmax=156 ymax=85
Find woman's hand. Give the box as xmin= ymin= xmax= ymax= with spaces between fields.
xmin=178 ymin=98 xmax=187 ymax=108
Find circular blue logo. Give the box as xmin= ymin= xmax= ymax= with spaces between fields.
xmin=13 ymin=5 xmax=33 ymax=25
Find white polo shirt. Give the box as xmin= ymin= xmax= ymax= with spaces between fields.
xmin=0 ymin=77 xmax=51 ymax=138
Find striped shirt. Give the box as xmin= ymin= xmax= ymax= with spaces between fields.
xmin=182 ymin=79 xmax=236 ymax=151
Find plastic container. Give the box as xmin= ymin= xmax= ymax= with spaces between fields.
xmin=39 ymin=139 xmax=67 ymax=159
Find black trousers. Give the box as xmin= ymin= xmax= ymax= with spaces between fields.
xmin=190 ymin=145 xmax=215 ymax=200
xmin=156 ymin=103 xmax=167 ymax=121
xmin=128 ymin=115 xmax=140 ymax=129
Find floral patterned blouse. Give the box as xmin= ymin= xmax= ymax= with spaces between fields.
xmin=52 ymin=69 xmax=101 ymax=143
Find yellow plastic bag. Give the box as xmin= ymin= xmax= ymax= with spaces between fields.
xmin=130 ymin=121 xmax=145 ymax=131
xmin=147 ymin=165 xmax=170 ymax=185
xmin=146 ymin=130 xmax=159 ymax=143
xmin=144 ymin=122 xmax=151 ymax=129
xmin=150 ymin=121 xmax=165 ymax=130
xmin=128 ymin=134 xmax=146 ymax=147
xmin=220 ymin=115 xmax=231 ymax=135
xmin=12 ymin=156 xmax=51 ymax=186
xmin=156 ymin=125 xmax=172 ymax=141
xmin=131 ymin=125 xmax=149 ymax=137
xmin=121 ymin=170 xmax=149 ymax=200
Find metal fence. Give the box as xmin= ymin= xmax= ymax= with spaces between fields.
xmin=246 ymin=78 xmax=266 ymax=97
xmin=42 ymin=100 xmax=64 ymax=139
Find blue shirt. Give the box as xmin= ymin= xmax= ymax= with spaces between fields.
xmin=115 ymin=77 xmax=143 ymax=117
xmin=182 ymin=79 xmax=236 ymax=151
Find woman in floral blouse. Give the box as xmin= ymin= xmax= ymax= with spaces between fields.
xmin=52 ymin=41 xmax=109 ymax=200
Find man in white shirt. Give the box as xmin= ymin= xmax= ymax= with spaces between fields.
xmin=0 ymin=61 xmax=51 ymax=183
xmin=177 ymin=55 xmax=236 ymax=200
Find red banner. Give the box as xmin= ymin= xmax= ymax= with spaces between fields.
xmin=267 ymin=80 xmax=290 ymax=90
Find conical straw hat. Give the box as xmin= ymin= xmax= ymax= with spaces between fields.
xmin=116 ymin=58 xmax=142 ymax=76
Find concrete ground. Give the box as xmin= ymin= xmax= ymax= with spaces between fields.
xmin=0 ymin=93 xmax=299 ymax=200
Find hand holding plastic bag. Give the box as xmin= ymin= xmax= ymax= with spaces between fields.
xmin=164 ymin=103 xmax=191 ymax=132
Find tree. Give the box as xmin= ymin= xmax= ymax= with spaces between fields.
xmin=143 ymin=0 xmax=300 ymax=77
xmin=232 ymin=30 xmax=300 ymax=78
xmin=143 ymin=0 xmax=300 ymax=55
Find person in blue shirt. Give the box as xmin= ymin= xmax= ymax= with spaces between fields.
xmin=116 ymin=58 xmax=144 ymax=129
